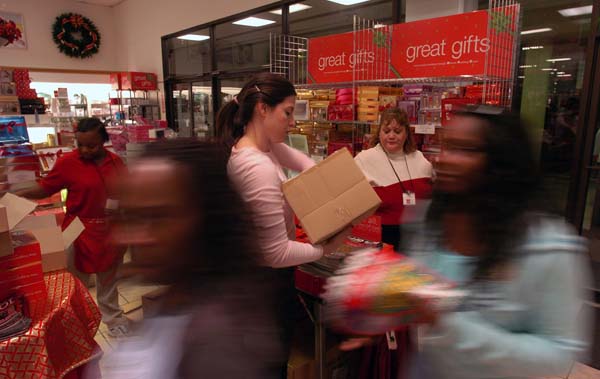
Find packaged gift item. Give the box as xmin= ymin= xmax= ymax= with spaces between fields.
xmin=282 ymin=148 xmax=381 ymax=244
xmin=327 ymin=104 xmax=354 ymax=121
xmin=309 ymin=100 xmax=330 ymax=121
xmin=0 ymin=232 xmax=46 ymax=305
xmin=441 ymin=98 xmax=480 ymax=126
xmin=323 ymin=247 xmax=465 ymax=335
xmin=397 ymin=100 xmax=418 ymax=124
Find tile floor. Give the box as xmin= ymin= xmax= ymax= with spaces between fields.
xmin=88 ymin=280 xmax=600 ymax=379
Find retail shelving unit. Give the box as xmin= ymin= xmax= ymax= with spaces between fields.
xmin=108 ymin=89 xmax=160 ymax=125
xmin=271 ymin=0 xmax=521 ymax=164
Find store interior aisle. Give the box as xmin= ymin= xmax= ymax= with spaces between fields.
xmin=89 ymin=280 xmax=160 ymax=353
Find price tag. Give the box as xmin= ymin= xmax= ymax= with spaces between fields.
xmin=415 ymin=124 xmax=436 ymax=135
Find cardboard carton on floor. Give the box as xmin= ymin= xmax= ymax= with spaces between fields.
xmin=282 ymin=148 xmax=381 ymax=244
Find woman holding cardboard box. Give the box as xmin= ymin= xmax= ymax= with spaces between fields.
xmin=220 ymin=73 xmax=350 ymax=268
xmin=15 ymin=117 xmax=130 ymax=337
xmin=219 ymin=74 xmax=351 ymax=366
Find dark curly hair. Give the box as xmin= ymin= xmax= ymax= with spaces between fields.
xmin=427 ymin=106 xmax=540 ymax=278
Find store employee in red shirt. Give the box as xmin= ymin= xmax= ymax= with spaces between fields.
xmin=17 ymin=117 xmax=129 ymax=337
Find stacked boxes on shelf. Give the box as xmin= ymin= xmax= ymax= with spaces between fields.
xmin=0 ymin=69 xmax=19 ymax=115
xmin=357 ymin=86 xmax=379 ymax=122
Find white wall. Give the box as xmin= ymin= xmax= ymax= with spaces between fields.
xmin=0 ymin=0 xmax=275 ymax=77
xmin=0 ymin=0 xmax=119 ymax=71
xmin=406 ymin=0 xmax=477 ymax=22
xmin=113 ymin=0 xmax=274 ymax=80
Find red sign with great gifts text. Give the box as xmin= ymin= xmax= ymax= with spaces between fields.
xmin=307 ymin=7 xmax=518 ymax=83
xmin=307 ymin=28 xmax=392 ymax=84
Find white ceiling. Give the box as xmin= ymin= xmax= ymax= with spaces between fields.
xmin=73 ymin=0 xmax=126 ymax=7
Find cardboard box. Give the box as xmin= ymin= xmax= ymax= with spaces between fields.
xmin=282 ymin=148 xmax=381 ymax=244
xmin=14 ymin=214 xmax=82 ymax=273
xmin=141 ymin=287 xmax=167 ymax=317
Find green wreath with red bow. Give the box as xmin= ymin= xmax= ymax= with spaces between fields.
xmin=52 ymin=13 xmax=101 ymax=59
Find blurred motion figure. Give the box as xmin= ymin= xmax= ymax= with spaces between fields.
xmin=408 ymin=105 xmax=592 ymax=379
xmin=100 ymin=140 xmax=286 ymax=378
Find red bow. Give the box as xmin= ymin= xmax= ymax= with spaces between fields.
xmin=0 ymin=121 xmax=15 ymax=134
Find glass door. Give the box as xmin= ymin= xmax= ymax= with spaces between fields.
xmin=192 ymin=81 xmax=214 ymax=139
xmin=172 ymin=83 xmax=192 ymax=137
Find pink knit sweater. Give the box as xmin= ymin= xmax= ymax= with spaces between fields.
xmin=228 ymin=143 xmax=324 ymax=268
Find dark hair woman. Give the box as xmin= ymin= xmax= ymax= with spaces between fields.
xmin=220 ymin=73 xmax=351 ymax=367
xmin=15 ymin=117 xmax=129 ymax=337
xmin=102 ymin=139 xmax=286 ymax=378
xmin=408 ymin=105 xmax=592 ymax=379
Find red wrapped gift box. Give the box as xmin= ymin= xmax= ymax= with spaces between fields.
xmin=0 ymin=233 xmax=46 ymax=305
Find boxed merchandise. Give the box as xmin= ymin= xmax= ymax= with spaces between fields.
xmin=323 ymin=247 xmax=465 ymax=335
xmin=441 ymin=98 xmax=479 ymax=126
xmin=282 ymin=148 xmax=381 ymax=244
xmin=309 ymin=100 xmax=330 ymax=121
xmin=0 ymin=96 xmax=20 ymax=115
xmin=335 ymin=88 xmax=355 ymax=105
xmin=326 ymin=104 xmax=353 ymax=121
xmin=397 ymin=100 xmax=418 ymax=124
xmin=0 ymin=232 xmax=46 ymax=304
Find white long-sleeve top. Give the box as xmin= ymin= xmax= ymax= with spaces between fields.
xmin=228 ymin=143 xmax=323 ymax=268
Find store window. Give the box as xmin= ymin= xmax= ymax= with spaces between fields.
xmin=214 ymin=9 xmax=282 ymax=72
xmin=496 ymin=0 xmax=593 ymax=216
xmin=288 ymin=0 xmax=393 ymax=38
xmin=165 ymin=28 xmax=211 ymax=77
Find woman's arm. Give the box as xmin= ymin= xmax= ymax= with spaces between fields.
xmin=230 ymin=155 xmax=322 ymax=267
xmin=270 ymin=143 xmax=315 ymax=172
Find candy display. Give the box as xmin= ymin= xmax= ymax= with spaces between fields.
xmin=322 ymin=247 xmax=465 ymax=335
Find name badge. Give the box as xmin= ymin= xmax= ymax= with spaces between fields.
xmin=403 ymin=192 xmax=416 ymax=206
xmin=105 ymin=198 xmax=119 ymax=211
xmin=386 ymin=331 xmax=398 ymax=350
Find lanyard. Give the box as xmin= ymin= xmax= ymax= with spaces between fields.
xmin=383 ymin=148 xmax=415 ymax=194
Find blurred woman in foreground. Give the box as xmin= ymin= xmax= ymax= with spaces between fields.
xmin=99 ymin=140 xmax=285 ymax=378
xmin=409 ymin=105 xmax=592 ymax=378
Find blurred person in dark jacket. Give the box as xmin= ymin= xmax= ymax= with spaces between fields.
xmin=98 ymin=139 xmax=286 ymax=379
xmin=407 ymin=105 xmax=592 ymax=379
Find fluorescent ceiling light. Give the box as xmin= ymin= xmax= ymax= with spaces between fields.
xmin=547 ymin=57 xmax=572 ymax=62
xmin=557 ymin=71 xmax=566 ymax=75
xmin=519 ymin=65 xmax=535 ymax=68
xmin=177 ymin=34 xmax=210 ymax=41
xmin=557 ymin=74 xmax=572 ymax=77
xmin=558 ymin=5 xmax=592 ymax=17
xmin=518 ymin=76 xmax=525 ymax=79
xmin=327 ymin=0 xmax=370 ymax=5
xmin=233 ymin=17 xmax=276 ymax=27
xmin=270 ymin=4 xmax=312 ymax=14
xmin=521 ymin=28 xmax=552 ymax=35
xmin=522 ymin=45 xmax=544 ymax=51
xmin=541 ymin=68 xmax=554 ymax=71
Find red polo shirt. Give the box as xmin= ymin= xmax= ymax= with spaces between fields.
xmin=39 ymin=150 xmax=126 ymax=273
xmin=40 ymin=150 xmax=126 ymax=219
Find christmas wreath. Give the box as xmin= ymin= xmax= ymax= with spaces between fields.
xmin=52 ymin=13 xmax=100 ymax=58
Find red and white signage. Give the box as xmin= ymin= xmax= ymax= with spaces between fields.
xmin=307 ymin=7 xmax=518 ymax=84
